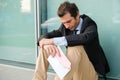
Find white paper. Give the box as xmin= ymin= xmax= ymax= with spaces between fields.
xmin=47 ymin=46 xmax=71 ymax=79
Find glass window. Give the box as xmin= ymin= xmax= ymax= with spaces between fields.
xmin=0 ymin=0 xmax=36 ymax=68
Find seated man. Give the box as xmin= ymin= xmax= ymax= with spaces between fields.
xmin=32 ymin=1 xmax=110 ymax=80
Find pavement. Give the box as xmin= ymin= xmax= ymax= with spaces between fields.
xmin=0 ymin=64 xmax=55 ymax=80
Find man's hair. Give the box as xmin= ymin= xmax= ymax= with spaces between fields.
xmin=57 ymin=1 xmax=79 ymax=18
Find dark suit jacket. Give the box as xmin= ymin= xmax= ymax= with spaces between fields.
xmin=38 ymin=14 xmax=110 ymax=75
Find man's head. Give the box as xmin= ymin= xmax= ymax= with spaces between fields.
xmin=57 ymin=1 xmax=80 ymax=30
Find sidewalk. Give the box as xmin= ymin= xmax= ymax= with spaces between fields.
xmin=0 ymin=64 xmax=55 ymax=80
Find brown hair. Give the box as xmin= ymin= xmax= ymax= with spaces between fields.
xmin=57 ymin=1 xmax=79 ymax=18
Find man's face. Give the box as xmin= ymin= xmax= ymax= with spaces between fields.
xmin=59 ymin=12 xmax=80 ymax=30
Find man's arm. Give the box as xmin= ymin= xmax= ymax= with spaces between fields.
xmin=65 ymin=24 xmax=98 ymax=46
xmin=37 ymin=24 xmax=65 ymax=46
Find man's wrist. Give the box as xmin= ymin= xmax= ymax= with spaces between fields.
xmin=48 ymin=38 xmax=54 ymax=45
xmin=53 ymin=37 xmax=67 ymax=46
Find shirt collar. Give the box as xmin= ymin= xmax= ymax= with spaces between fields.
xmin=75 ymin=18 xmax=83 ymax=31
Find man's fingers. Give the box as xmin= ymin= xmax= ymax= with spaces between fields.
xmin=51 ymin=46 xmax=56 ymax=57
xmin=55 ymin=46 xmax=61 ymax=57
xmin=43 ymin=45 xmax=55 ymax=57
xmin=43 ymin=45 xmax=61 ymax=57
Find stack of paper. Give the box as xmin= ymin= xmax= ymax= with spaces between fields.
xmin=47 ymin=46 xmax=71 ymax=79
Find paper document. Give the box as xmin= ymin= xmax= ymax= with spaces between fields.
xmin=47 ymin=46 xmax=71 ymax=79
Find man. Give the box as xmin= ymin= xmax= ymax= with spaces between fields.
xmin=32 ymin=1 xmax=110 ymax=80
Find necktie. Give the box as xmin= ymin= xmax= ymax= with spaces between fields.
xmin=74 ymin=30 xmax=78 ymax=34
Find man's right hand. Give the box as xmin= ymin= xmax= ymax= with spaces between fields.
xmin=39 ymin=38 xmax=54 ymax=48
xmin=43 ymin=45 xmax=61 ymax=57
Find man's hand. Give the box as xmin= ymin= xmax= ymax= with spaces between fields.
xmin=43 ymin=45 xmax=61 ymax=57
xmin=39 ymin=38 xmax=60 ymax=57
xmin=39 ymin=38 xmax=54 ymax=48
